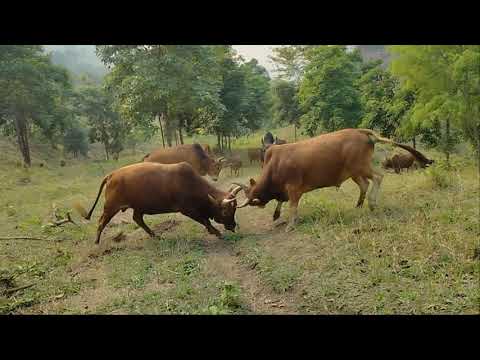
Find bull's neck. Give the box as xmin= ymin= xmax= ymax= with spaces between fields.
xmin=253 ymin=170 xmax=274 ymax=203
xmin=204 ymin=180 xmax=226 ymax=200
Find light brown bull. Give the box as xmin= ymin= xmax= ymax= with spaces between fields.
xmin=233 ymin=128 xmax=433 ymax=232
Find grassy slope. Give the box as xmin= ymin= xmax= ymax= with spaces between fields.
xmin=0 ymin=130 xmax=478 ymax=314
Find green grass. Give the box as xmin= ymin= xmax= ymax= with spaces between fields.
xmin=0 ymin=130 xmax=478 ymax=314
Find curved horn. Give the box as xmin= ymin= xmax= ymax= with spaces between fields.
xmin=230 ymin=185 xmax=243 ymax=197
xmin=231 ymin=182 xmax=248 ymax=192
xmin=236 ymin=198 xmax=251 ymax=208
xmin=222 ymin=197 xmax=237 ymax=205
xmin=217 ymin=157 xmax=225 ymax=162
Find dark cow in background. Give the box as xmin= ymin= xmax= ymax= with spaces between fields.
xmin=382 ymin=152 xmax=433 ymax=173
xmin=233 ymin=128 xmax=434 ymax=232
xmin=142 ymin=143 xmax=226 ymax=181
xmin=274 ymin=136 xmax=287 ymax=145
xmin=260 ymin=132 xmax=287 ymax=165
xmin=77 ymin=162 xmax=243 ymax=243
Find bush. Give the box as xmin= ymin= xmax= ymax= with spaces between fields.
xmin=425 ymin=164 xmax=458 ymax=189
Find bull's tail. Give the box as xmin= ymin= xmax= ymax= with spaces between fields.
xmin=357 ymin=128 xmax=433 ymax=165
xmin=75 ymin=175 xmax=110 ymax=220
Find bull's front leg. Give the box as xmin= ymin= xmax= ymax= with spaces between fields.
xmin=182 ymin=210 xmax=222 ymax=239
xmin=285 ymin=189 xmax=302 ymax=233
xmin=272 ymin=201 xmax=287 ymax=228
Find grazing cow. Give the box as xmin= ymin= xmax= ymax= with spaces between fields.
xmin=382 ymin=152 xmax=429 ymax=173
xmin=142 ymin=143 xmax=226 ymax=181
xmin=233 ymin=128 xmax=434 ymax=232
xmin=77 ymin=162 xmax=243 ymax=243
xmin=226 ymin=158 xmax=242 ymax=177
xmin=247 ymin=148 xmax=263 ymax=164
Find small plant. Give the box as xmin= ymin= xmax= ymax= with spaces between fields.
xmin=219 ymin=281 xmax=242 ymax=309
xmin=425 ymin=164 xmax=457 ymax=189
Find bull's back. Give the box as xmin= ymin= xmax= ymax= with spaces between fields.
xmin=144 ymin=145 xmax=202 ymax=174
xmin=267 ymin=129 xmax=374 ymax=190
xmin=108 ymin=162 xmax=198 ymax=212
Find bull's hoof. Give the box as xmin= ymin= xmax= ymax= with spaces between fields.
xmin=368 ymin=204 xmax=376 ymax=211
xmin=285 ymin=225 xmax=296 ymax=233
xmin=273 ymin=211 xmax=281 ymax=221
xmin=273 ymin=219 xmax=287 ymax=228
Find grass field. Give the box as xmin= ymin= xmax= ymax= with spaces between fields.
xmin=0 ymin=130 xmax=479 ymax=314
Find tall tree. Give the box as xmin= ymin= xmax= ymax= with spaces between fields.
xmin=357 ymin=60 xmax=399 ymax=137
xmin=97 ymin=45 xmax=223 ymax=147
xmin=271 ymin=79 xmax=301 ymax=139
xmin=75 ymin=85 xmax=127 ymax=160
xmin=0 ymin=45 xmax=73 ymax=166
xmin=298 ymin=45 xmax=363 ymax=136
xmin=389 ymin=45 xmax=480 ymax=161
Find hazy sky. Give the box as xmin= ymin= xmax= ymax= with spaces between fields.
xmin=232 ymin=45 xmax=279 ymax=75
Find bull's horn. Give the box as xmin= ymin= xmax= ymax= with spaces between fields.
xmin=236 ymin=198 xmax=251 ymax=208
xmin=230 ymin=185 xmax=243 ymax=197
xmin=217 ymin=157 xmax=226 ymax=162
xmin=231 ymin=182 xmax=248 ymax=192
xmin=222 ymin=198 xmax=237 ymax=205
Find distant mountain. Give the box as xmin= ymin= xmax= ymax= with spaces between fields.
xmin=354 ymin=45 xmax=390 ymax=66
xmin=44 ymin=45 xmax=107 ymax=83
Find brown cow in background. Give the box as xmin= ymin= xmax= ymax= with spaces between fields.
xmin=142 ymin=143 xmax=226 ymax=181
xmin=77 ymin=162 xmax=243 ymax=243
xmin=247 ymin=148 xmax=262 ymax=165
xmin=382 ymin=152 xmax=431 ymax=173
xmin=233 ymin=128 xmax=434 ymax=232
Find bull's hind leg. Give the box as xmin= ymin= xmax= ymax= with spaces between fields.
xmin=352 ymin=176 xmax=370 ymax=208
xmin=285 ymin=188 xmax=303 ymax=233
xmin=367 ymin=169 xmax=384 ymax=211
xmin=133 ymin=210 xmax=155 ymax=238
xmin=95 ymin=208 xmax=119 ymax=244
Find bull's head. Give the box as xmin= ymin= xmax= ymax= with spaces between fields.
xmin=231 ymin=179 xmax=267 ymax=209
xmin=207 ymin=157 xmax=227 ymax=181
xmin=208 ymin=185 xmax=243 ymax=231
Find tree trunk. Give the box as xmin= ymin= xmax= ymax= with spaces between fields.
xmin=178 ymin=126 xmax=184 ymax=145
xmin=217 ymin=133 xmax=221 ymax=150
xmin=14 ymin=111 xmax=31 ymax=167
xmin=294 ymin=122 xmax=297 ymax=142
xmin=228 ymin=135 xmax=231 ymax=153
xmin=412 ymin=136 xmax=416 ymax=149
xmin=158 ymin=113 xmax=166 ymax=148
xmin=174 ymin=129 xmax=178 ymax=146
xmin=445 ymin=118 xmax=451 ymax=164
xmin=104 ymin=142 xmax=110 ymax=160
xmin=164 ymin=113 xmax=173 ymax=147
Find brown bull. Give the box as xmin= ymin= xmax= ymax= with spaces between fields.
xmin=142 ymin=143 xmax=225 ymax=181
xmin=77 ymin=162 xmax=243 ymax=244
xmin=247 ymin=148 xmax=262 ymax=164
xmin=382 ymin=152 xmax=429 ymax=173
xmin=233 ymin=128 xmax=433 ymax=232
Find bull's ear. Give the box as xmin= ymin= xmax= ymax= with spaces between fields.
xmin=249 ymin=178 xmax=256 ymax=187
xmin=208 ymin=194 xmax=219 ymax=206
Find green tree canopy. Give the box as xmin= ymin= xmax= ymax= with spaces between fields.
xmin=0 ymin=45 xmax=73 ymax=166
xmin=298 ymin=45 xmax=363 ymax=136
